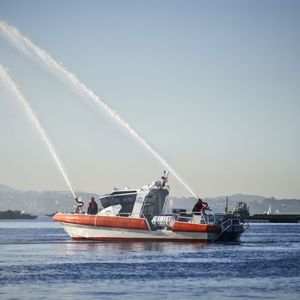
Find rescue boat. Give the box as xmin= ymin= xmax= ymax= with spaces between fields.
xmin=53 ymin=174 xmax=247 ymax=242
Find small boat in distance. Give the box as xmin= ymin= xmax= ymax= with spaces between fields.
xmin=53 ymin=173 xmax=248 ymax=242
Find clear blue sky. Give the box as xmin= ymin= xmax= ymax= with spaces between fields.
xmin=0 ymin=0 xmax=299 ymax=198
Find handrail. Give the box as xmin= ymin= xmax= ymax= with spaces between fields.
xmin=98 ymin=211 xmax=147 ymax=218
xmin=177 ymin=210 xmax=216 ymax=225
xmin=213 ymin=218 xmax=250 ymax=241
xmin=241 ymin=219 xmax=250 ymax=233
xmin=118 ymin=212 xmax=147 ymax=219
xmin=213 ymin=219 xmax=234 ymax=241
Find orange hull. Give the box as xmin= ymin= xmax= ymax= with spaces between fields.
xmin=53 ymin=213 xmax=149 ymax=230
xmin=172 ymin=221 xmax=221 ymax=233
xmin=53 ymin=213 xmax=243 ymax=242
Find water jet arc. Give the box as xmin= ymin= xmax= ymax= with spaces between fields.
xmin=0 ymin=65 xmax=76 ymax=199
xmin=0 ymin=20 xmax=198 ymax=199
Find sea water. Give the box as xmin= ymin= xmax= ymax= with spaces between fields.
xmin=0 ymin=219 xmax=299 ymax=299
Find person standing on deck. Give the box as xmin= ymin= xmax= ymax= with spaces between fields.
xmin=75 ymin=197 xmax=84 ymax=213
xmin=192 ymin=198 xmax=210 ymax=214
xmin=87 ymin=197 xmax=98 ymax=215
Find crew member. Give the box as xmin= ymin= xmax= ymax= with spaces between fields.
xmin=87 ymin=197 xmax=98 ymax=215
xmin=161 ymin=171 xmax=169 ymax=187
xmin=192 ymin=198 xmax=210 ymax=214
xmin=75 ymin=197 xmax=84 ymax=213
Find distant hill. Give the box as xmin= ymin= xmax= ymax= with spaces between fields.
xmin=0 ymin=183 xmax=299 ymax=215
xmin=0 ymin=183 xmax=18 ymax=192
xmin=0 ymin=184 xmax=99 ymax=215
xmin=209 ymin=193 xmax=266 ymax=202
xmin=169 ymin=194 xmax=300 ymax=215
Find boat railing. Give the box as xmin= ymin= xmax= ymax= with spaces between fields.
xmin=213 ymin=219 xmax=234 ymax=241
xmin=177 ymin=211 xmax=216 ymax=225
xmin=213 ymin=217 xmax=250 ymax=241
xmin=241 ymin=218 xmax=250 ymax=232
xmin=219 ymin=217 xmax=249 ymax=229
xmin=99 ymin=211 xmax=146 ymax=219
xmin=115 ymin=212 xmax=145 ymax=218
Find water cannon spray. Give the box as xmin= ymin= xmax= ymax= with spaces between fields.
xmin=0 ymin=65 xmax=76 ymax=199
xmin=0 ymin=21 xmax=200 ymax=201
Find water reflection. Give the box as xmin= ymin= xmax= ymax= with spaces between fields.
xmin=60 ymin=240 xmax=207 ymax=254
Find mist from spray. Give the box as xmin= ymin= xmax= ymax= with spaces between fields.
xmin=0 ymin=65 xmax=76 ymax=199
xmin=0 ymin=20 xmax=198 ymax=199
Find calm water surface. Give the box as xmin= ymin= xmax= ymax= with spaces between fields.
xmin=0 ymin=218 xmax=299 ymax=299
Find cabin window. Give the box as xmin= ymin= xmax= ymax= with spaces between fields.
xmin=100 ymin=193 xmax=137 ymax=214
